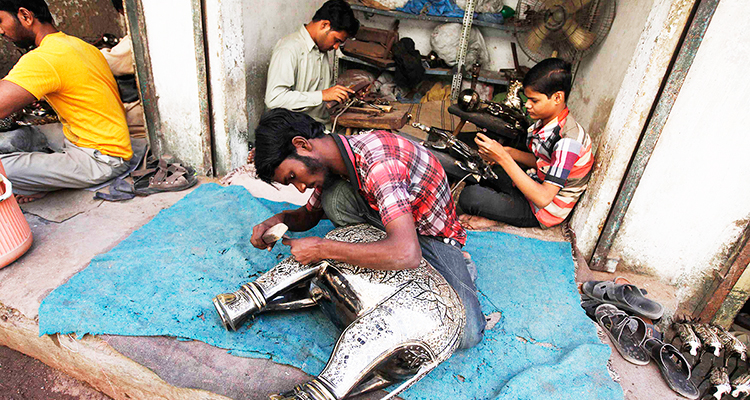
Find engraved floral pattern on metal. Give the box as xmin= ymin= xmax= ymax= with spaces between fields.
xmin=214 ymin=224 xmax=464 ymax=399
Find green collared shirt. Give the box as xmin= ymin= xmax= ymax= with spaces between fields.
xmin=264 ymin=25 xmax=333 ymax=124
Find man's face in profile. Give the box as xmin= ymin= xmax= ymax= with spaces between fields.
xmin=0 ymin=10 xmax=36 ymax=50
xmin=313 ymin=20 xmax=349 ymax=53
xmin=318 ymin=29 xmax=349 ymax=52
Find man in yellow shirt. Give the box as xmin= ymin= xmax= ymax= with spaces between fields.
xmin=0 ymin=0 xmax=132 ymax=203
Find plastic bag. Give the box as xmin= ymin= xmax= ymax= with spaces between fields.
xmin=398 ymin=0 xmax=464 ymax=17
xmin=336 ymin=69 xmax=376 ymax=89
xmin=371 ymin=73 xmax=405 ymax=102
xmin=430 ymin=23 xmax=490 ymax=67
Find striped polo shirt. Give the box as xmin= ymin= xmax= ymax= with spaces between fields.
xmin=526 ymin=109 xmax=594 ymax=227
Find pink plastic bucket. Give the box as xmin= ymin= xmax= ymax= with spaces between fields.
xmin=0 ymin=160 xmax=33 ymax=268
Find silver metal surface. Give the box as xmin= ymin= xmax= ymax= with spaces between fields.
xmin=708 ymin=366 xmax=731 ymax=399
xmin=456 ymin=81 xmax=528 ymax=133
xmin=213 ymin=224 xmax=465 ymax=399
xmin=731 ymin=372 xmax=750 ymax=398
xmin=503 ymin=80 xmax=524 ymax=110
xmin=413 ymin=122 xmax=497 ymax=181
xmin=213 ymin=283 xmax=265 ymax=331
xmin=457 ymin=89 xmax=481 ymax=112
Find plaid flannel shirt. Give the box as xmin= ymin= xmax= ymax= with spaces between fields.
xmin=306 ymin=131 xmax=466 ymax=245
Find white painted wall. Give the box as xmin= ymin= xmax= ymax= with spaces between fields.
xmin=140 ymin=0 xmax=211 ymax=173
xmin=610 ymin=0 xmax=750 ymax=303
xmin=569 ymin=0 xmax=696 ymax=259
xmin=204 ymin=1 xmax=247 ymax=175
xmin=202 ymin=0 xmax=321 ymax=174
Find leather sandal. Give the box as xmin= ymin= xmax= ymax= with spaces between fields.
xmin=595 ymin=304 xmax=650 ymax=365
xmin=582 ymin=280 xmax=664 ymax=320
xmin=643 ymin=337 xmax=699 ymax=399
xmin=133 ymin=158 xmax=197 ymax=196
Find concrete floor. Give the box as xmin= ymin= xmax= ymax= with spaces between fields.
xmin=0 ymin=175 xmax=689 ymax=400
xmin=0 ymin=344 xmax=111 ymax=399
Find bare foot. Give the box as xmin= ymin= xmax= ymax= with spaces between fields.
xmin=15 ymin=192 xmax=47 ymax=204
xmin=459 ymin=214 xmax=500 ymax=231
xmin=246 ymin=148 xmax=256 ymax=164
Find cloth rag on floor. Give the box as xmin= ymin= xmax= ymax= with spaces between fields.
xmin=39 ymin=184 xmax=622 ymax=400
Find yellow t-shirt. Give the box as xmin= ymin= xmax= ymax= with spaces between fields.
xmin=4 ymin=32 xmax=132 ymax=159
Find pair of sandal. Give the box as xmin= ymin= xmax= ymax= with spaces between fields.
xmin=595 ymin=304 xmax=698 ymax=399
xmin=581 ymin=277 xmax=664 ymax=342
xmin=582 ymin=278 xmax=665 ymax=320
xmin=130 ymin=156 xmax=197 ymax=196
xmin=584 ymin=277 xmax=698 ymax=399
xmin=96 ymin=156 xmax=197 ymax=202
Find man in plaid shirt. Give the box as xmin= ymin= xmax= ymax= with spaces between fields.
xmin=251 ymin=108 xmax=485 ymax=349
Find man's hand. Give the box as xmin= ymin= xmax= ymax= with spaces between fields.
xmin=321 ymin=85 xmax=354 ymax=103
xmin=250 ymin=215 xmax=285 ymax=251
xmin=283 ymin=236 xmax=325 ymax=265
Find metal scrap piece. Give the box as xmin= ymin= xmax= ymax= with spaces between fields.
xmin=693 ymin=323 xmax=722 ymax=357
xmin=674 ymin=322 xmax=701 ymax=357
xmin=708 ymin=366 xmax=731 ymax=400
xmin=711 ymin=325 xmax=747 ymax=361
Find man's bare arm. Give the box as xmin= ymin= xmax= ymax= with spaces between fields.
xmin=283 ymin=214 xmax=422 ymax=271
xmin=0 ymin=80 xmax=36 ymax=119
xmin=250 ymin=206 xmax=324 ymax=250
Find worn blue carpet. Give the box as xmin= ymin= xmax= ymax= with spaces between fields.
xmin=39 ymin=184 xmax=622 ymax=400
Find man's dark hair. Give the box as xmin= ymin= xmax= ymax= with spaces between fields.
xmin=0 ymin=0 xmax=54 ymax=24
xmin=312 ymin=0 xmax=359 ymax=37
xmin=522 ymin=58 xmax=572 ymax=101
xmin=111 ymin=0 xmax=124 ymax=14
xmin=254 ymin=108 xmax=326 ymax=184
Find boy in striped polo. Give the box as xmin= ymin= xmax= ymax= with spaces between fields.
xmin=458 ymin=58 xmax=593 ymax=228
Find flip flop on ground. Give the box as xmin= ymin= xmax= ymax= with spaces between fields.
xmin=582 ymin=279 xmax=665 ymax=320
xmin=595 ymin=304 xmax=650 ymax=365
xmin=643 ymin=337 xmax=699 ymax=399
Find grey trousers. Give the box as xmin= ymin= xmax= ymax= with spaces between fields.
xmin=0 ymin=125 xmax=130 ymax=195
xmin=320 ymin=179 xmax=486 ymax=349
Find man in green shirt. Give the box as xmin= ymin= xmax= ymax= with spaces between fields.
xmin=264 ymin=0 xmax=359 ymax=125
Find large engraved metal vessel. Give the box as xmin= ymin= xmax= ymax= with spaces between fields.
xmin=213 ymin=224 xmax=465 ymax=400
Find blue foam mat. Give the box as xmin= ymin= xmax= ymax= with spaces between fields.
xmin=39 ymin=184 xmax=622 ymax=399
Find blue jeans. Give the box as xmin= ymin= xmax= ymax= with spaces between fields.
xmin=320 ymin=179 xmax=486 ymax=349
